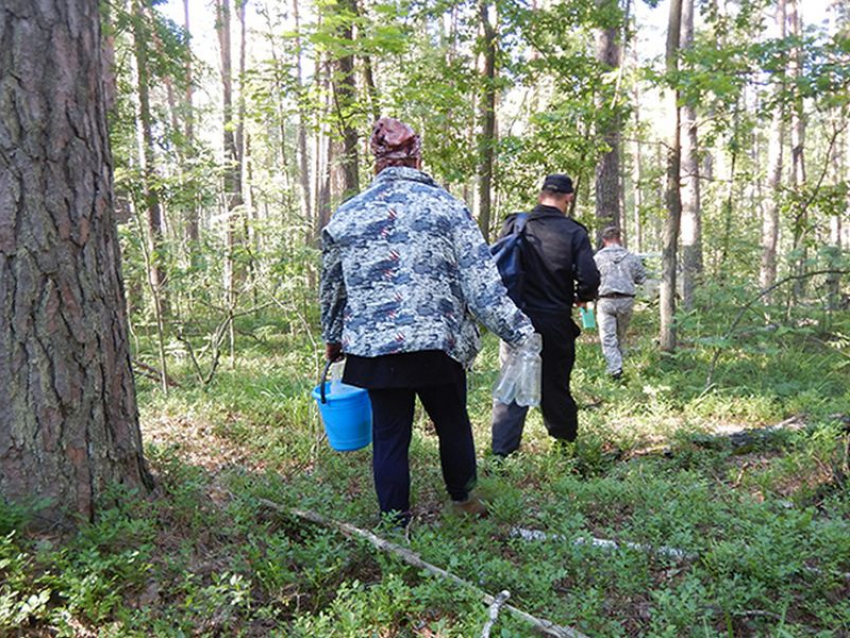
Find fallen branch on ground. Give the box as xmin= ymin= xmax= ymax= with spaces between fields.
xmin=133 ymin=360 xmax=182 ymax=388
xmin=258 ymin=500 xmax=587 ymax=638
xmin=689 ymin=415 xmax=808 ymax=452
xmin=480 ymin=590 xmax=511 ymax=638
xmin=513 ymin=527 xmax=850 ymax=582
xmin=511 ymin=528 xmax=697 ymax=562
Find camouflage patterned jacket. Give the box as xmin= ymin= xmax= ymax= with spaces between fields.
xmin=594 ymin=245 xmax=647 ymax=297
xmin=320 ymin=167 xmax=534 ymax=367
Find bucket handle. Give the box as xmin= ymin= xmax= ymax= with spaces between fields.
xmin=319 ymin=358 xmax=338 ymax=404
xmin=320 ymin=355 xmax=348 ymax=403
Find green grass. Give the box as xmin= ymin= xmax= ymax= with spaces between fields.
xmin=3 ymin=303 xmax=849 ymax=636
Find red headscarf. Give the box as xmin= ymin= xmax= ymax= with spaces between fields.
xmin=370 ymin=117 xmax=421 ymax=173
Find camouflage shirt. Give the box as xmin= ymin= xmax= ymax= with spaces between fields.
xmin=320 ymin=167 xmax=534 ymax=367
xmin=594 ymin=245 xmax=647 ymax=297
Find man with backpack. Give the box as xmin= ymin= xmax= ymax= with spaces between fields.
xmin=490 ymin=174 xmax=600 ymax=457
xmin=594 ymin=226 xmax=646 ymax=380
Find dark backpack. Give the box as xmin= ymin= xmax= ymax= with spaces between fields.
xmin=489 ymin=213 xmax=528 ymax=304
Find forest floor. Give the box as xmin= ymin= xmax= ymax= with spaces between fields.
xmin=3 ymin=301 xmax=850 ymax=636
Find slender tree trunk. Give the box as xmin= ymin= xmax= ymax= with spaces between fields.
xmin=216 ymin=0 xmax=242 ymax=363
xmin=292 ymin=0 xmax=313 ymax=244
xmin=660 ymin=0 xmax=683 ymax=352
xmin=679 ymin=0 xmax=701 ymax=310
xmin=316 ymin=55 xmax=334 ymax=234
xmin=132 ymin=0 xmax=169 ymax=319
xmin=630 ymin=37 xmax=643 ymax=253
xmin=236 ymin=0 xmax=254 ymax=310
xmin=594 ymin=0 xmax=622 ymax=247
xmin=477 ymin=0 xmax=497 ymax=238
xmin=759 ymin=0 xmax=786 ymax=294
xmin=355 ymin=0 xmax=381 ymax=121
xmin=788 ymin=0 xmax=808 ymax=298
xmin=183 ymin=0 xmax=199 ymax=243
xmin=721 ymin=133 xmax=739 ymax=266
xmin=0 ymin=0 xmax=153 ymax=527
xmin=329 ymin=0 xmax=360 ymax=203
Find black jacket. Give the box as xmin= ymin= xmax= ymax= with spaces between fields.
xmin=500 ymin=205 xmax=600 ymax=313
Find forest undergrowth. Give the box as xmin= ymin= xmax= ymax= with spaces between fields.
xmin=3 ymin=298 xmax=850 ymax=637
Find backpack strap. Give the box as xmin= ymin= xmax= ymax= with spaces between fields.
xmin=514 ymin=212 xmax=529 ymax=234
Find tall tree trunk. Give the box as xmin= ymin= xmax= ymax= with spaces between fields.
xmin=183 ymin=0 xmax=199 ymax=243
xmin=660 ymin=0 xmax=683 ymax=352
xmin=759 ymin=0 xmax=786 ymax=294
xmin=316 ymin=56 xmax=334 ymax=235
xmin=630 ymin=35 xmax=643 ymax=253
xmin=679 ymin=0 xmax=701 ymax=310
xmin=477 ymin=0 xmax=497 ymax=238
xmin=329 ymin=0 xmax=360 ymax=203
xmin=292 ymin=0 xmax=313 ymax=244
xmin=788 ymin=0 xmax=808 ymax=298
xmin=216 ymin=0 xmax=243 ymax=362
xmin=594 ymin=0 xmax=622 ymax=247
xmin=236 ymin=0 xmax=255 ymax=306
xmin=354 ymin=0 xmax=381 ymax=121
xmin=132 ymin=0 xmax=169 ymax=319
xmin=0 ymin=0 xmax=153 ymax=527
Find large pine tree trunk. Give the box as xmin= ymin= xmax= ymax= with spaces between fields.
xmin=660 ymin=0 xmax=683 ymax=352
xmin=759 ymin=0 xmax=786 ymax=294
xmin=679 ymin=0 xmax=702 ymax=310
xmin=0 ymin=0 xmax=153 ymax=526
xmin=594 ymin=0 xmax=622 ymax=247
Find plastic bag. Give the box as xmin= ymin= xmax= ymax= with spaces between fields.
xmin=493 ymin=334 xmax=542 ymax=407
xmin=329 ymin=360 xmax=345 ymax=393
xmin=580 ymin=306 xmax=596 ymax=330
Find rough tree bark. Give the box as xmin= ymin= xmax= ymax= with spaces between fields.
xmin=759 ymin=0 xmax=786 ymax=294
xmin=0 ymin=0 xmax=153 ymax=527
xmin=594 ymin=0 xmax=622 ymax=247
xmin=660 ymin=0 xmax=683 ymax=352
xmin=477 ymin=0 xmax=497 ymax=239
xmin=679 ymin=0 xmax=702 ymax=310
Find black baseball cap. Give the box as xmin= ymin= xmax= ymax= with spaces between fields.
xmin=541 ymin=174 xmax=574 ymax=194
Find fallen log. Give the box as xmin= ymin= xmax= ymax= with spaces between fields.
xmin=258 ymin=499 xmax=588 ymax=638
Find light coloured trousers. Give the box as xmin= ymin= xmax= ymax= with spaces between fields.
xmin=597 ymin=297 xmax=634 ymax=375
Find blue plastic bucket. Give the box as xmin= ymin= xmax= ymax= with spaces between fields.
xmin=312 ymin=362 xmax=372 ymax=451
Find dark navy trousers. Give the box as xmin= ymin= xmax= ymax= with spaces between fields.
xmin=492 ymin=310 xmax=580 ymax=456
xmin=368 ymin=375 xmax=477 ymax=520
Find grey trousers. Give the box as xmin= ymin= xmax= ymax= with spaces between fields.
xmin=597 ymin=297 xmax=634 ymax=375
